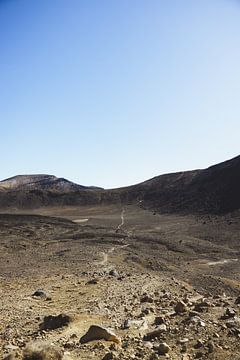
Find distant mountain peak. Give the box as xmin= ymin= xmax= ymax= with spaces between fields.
xmin=0 ymin=174 xmax=89 ymax=192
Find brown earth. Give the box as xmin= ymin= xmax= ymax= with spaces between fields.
xmin=0 ymin=205 xmax=240 ymax=359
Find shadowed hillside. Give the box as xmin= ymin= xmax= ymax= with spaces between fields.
xmin=0 ymin=155 xmax=239 ymax=214
xmin=121 ymin=155 xmax=240 ymax=214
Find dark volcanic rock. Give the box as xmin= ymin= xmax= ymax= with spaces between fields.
xmin=40 ymin=314 xmax=72 ymax=330
xmin=32 ymin=289 xmax=49 ymax=299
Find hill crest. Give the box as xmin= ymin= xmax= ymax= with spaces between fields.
xmin=0 ymin=155 xmax=239 ymax=214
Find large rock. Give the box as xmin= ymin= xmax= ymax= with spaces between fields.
xmin=143 ymin=324 xmax=167 ymax=341
xmin=80 ymin=325 xmax=120 ymax=344
xmin=175 ymin=301 xmax=187 ymax=314
xmin=32 ymin=289 xmax=50 ymax=300
xmin=23 ymin=342 xmax=63 ymax=360
xmin=102 ymin=353 xmax=114 ymax=360
xmin=40 ymin=313 xmax=72 ymax=331
xmin=3 ymin=354 xmax=18 ymax=360
xmin=158 ymin=342 xmax=170 ymax=355
xmin=235 ymin=295 xmax=240 ymax=305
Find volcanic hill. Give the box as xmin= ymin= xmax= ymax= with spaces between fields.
xmin=0 ymin=155 xmax=239 ymax=214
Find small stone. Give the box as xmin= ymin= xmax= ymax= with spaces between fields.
xmin=178 ymin=338 xmax=189 ymax=344
xmin=149 ymin=354 xmax=159 ymax=360
xmin=102 ymin=352 xmax=114 ymax=360
xmin=195 ymin=352 xmax=204 ymax=358
xmin=194 ymin=301 xmax=210 ymax=313
xmin=109 ymin=343 xmax=118 ymax=351
xmin=226 ymin=307 xmax=236 ymax=318
xmin=64 ymin=341 xmax=75 ymax=349
xmin=175 ymin=301 xmax=187 ymax=314
xmin=189 ymin=311 xmax=199 ymax=318
xmin=208 ymin=340 xmax=215 ymax=353
xmin=235 ymin=295 xmax=240 ymax=305
xmin=158 ymin=342 xmax=170 ymax=355
xmin=141 ymin=308 xmax=150 ymax=316
xmin=154 ymin=316 xmax=165 ymax=325
xmin=181 ymin=344 xmax=187 ymax=353
xmin=143 ymin=324 xmax=167 ymax=341
xmin=182 ymin=355 xmax=191 ymax=360
xmin=86 ymin=278 xmax=98 ymax=285
xmin=32 ymin=289 xmax=49 ymax=299
xmin=123 ymin=319 xmax=131 ymax=329
xmin=194 ymin=339 xmax=204 ymax=349
xmin=140 ymin=295 xmax=154 ymax=303
xmin=109 ymin=269 xmax=119 ymax=277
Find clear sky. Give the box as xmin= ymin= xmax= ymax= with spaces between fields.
xmin=1 ymin=0 xmax=239 ymax=188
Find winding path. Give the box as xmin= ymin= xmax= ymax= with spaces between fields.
xmin=117 ymin=208 xmax=125 ymax=231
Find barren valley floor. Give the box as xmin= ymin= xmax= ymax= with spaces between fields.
xmin=0 ymin=205 xmax=240 ymax=359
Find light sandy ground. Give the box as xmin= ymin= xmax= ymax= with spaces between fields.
xmin=72 ymin=219 xmax=89 ymax=223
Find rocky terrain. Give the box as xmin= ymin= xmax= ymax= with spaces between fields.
xmin=0 ymin=155 xmax=240 ymax=359
xmin=0 ymin=205 xmax=240 ymax=359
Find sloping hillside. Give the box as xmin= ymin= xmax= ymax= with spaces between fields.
xmin=0 ymin=175 xmax=103 ymax=209
xmin=123 ymin=155 xmax=240 ymax=214
xmin=0 ymin=155 xmax=239 ymax=214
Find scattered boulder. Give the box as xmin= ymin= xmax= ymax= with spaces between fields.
xmin=157 ymin=342 xmax=170 ymax=355
xmin=221 ymin=307 xmax=236 ymax=320
xmin=178 ymin=338 xmax=189 ymax=345
xmin=80 ymin=325 xmax=121 ymax=344
xmin=40 ymin=313 xmax=72 ymax=331
xmin=194 ymin=339 xmax=204 ymax=349
xmin=140 ymin=294 xmax=154 ymax=303
xmin=193 ymin=300 xmax=210 ymax=313
xmin=189 ymin=310 xmax=200 ymax=318
xmin=143 ymin=324 xmax=167 ymax=341
xmin=225 ymin=316 xmax=240 ymax=328
xmin=208 ymin=340 xmax=215 ymax=353
xmin=175 ymin=301 xmax=187 ymax=314
xmin=199 ymin=320 xmax=206 ymax=327
xmin=182 ymin=355 xmax=191 ymax=360
xmin=23 ymin=342 xmax=63 ymax=360
xmin=226 ymin=307 xmax=236 ymax=318
xmin=195 ymin=351 xmax=204 ymax=358
xmin=102 ymin=353 xmax=114 ymax=360
xmin=109 ymin=269 xmax=119 ymax=277
xmin=3 ymin=354 xmax=18 ymax=360
xmin=86 ymin=278 xmax=98 ymax=285
xmin=154 ymin=316 xmax=165 ymax=325
xmin=32 ymin=289 xmax=50 ymax=299
xmin=122 ymin=319 xmax=131 ymax=329
xmin=235 ymin=295 xmax=240 ymax=305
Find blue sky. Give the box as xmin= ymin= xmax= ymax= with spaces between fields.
xmin=1 ymin=0 xmax=239 ymax=188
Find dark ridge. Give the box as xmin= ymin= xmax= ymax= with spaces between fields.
xmin=124 ymin=155 xmax=240 ymax=214
xmin=0 ymin=155 xmax=239 ymax=214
